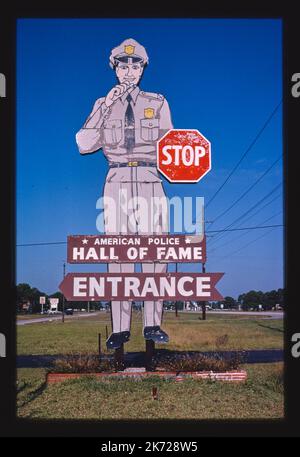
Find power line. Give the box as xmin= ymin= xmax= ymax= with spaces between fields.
xmin=216 ymin=226 xmax=281 ymax=259
xmin=17 ymin=241 xmax=67 ymax=247
xmin=209 ymin=211 xmax=283 ymax=253
xmin=208 ymin=191 xmax=282 ymax=248
xmin=205 ymin=100 xmax=282 ymax=210
xmin=16 ymin=223 xmax=283 ymax=248
xmin=207 ymin=182 xmax=282 ymax=245
xmin=185 ymin=100 xmax=282 ymax=235
xmin=208 ymin=155 xmax=282 ymax=227
xmin=207 ymin=223 xmax=283 ymax=234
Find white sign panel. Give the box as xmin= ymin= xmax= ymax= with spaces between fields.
xmin=49 ymin=298 xmax=59 ymax=311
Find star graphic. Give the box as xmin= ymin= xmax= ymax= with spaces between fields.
xmin=82 ymin=238 xmax=89 ymax=245
xmin=185 ymin=237 xmax=191 ymax=244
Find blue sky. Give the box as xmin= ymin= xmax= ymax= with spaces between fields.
xmin=16 ymin=18 xmax=283 ymax=299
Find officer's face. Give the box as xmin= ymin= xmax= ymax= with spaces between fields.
xmin=116 ymin=62 xmax=144 ymax=86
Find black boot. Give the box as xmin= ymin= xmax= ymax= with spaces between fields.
xmin=143 ymin=326 xmax=169 ymax=343
xmin=106 ymin=331 xmax=130 ymax=350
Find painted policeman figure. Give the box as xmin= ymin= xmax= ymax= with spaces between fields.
xmin=76 ymin=38 xmax=173 ymax=349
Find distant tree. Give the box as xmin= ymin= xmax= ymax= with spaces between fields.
xmin=238 ymin=288 xmax=285 ymax=311
xmin=239 ymin=290 xmax=260 ymax=310
xmin=264 ymin=290 xmax=281 ymax=310
xmin=277 ymin=288 xmax=285 ymax=308
xmin=16 ymin=283 xmax=46 ymax=313
xmin=238 ymin=294 xmax=245 ymax=305
xmin=17 ymin=283 xmax=32 ymax=305
xmin=175 ymin=301 xmax=184 ymax=311
xmin=222 ymin=296 xmax=237 ymax=309
xmin=49 ymin=291 xmax=64 ymax=301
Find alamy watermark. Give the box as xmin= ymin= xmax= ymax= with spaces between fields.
xmin=96 ymin=191 xmax=204 ymax=235
xmin=291 ymin=333 xmax=300 ymax=358
xmin=0 ymin=333 xmax=6 ymax=358
xmin=0 ymin=73 xmax=6 ymax=98
xmin=291 ymin=73 xmax=300 ymax=98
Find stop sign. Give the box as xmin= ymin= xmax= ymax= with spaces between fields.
xmin=157 ymin=129 xmax=211 ymax=183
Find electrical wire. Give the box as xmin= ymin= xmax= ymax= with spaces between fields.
xmin=205 ymin=100 xmax=282 ymax=210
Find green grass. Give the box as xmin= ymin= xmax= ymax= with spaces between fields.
xmin=17 ymin=311 xmax=284 ymax=420
xmin=17 ymin=363 xmax=284 ymax=420
xmin=17 ymin=311 xmax=283 ymax=355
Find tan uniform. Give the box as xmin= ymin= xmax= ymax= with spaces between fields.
xmin=76 ymin=41 xmax=173 ymax=336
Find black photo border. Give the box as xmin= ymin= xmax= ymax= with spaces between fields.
xmin=1 ymin=3 xmax=299 ymax=439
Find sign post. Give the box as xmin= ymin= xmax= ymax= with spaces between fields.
xmin=39 ymin=296 xmax=46 ymax=314
xmin=145 ymin=339 xmax=155 ymax=371
xmin=62 ymin=262 xmax=66 ymax=323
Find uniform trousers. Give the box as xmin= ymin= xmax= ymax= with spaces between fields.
xmin=103 ymin=166 xmax=168 ymax=333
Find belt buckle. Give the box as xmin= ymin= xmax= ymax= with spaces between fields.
xmin=128 ymin=161 xmax=138 ymax=167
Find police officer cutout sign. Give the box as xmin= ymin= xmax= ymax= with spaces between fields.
xmin=60 ymin=37 xmax=224 ymax=349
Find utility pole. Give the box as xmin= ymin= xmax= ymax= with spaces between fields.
xmin=62 ymin=262 xmax=66 ymax=323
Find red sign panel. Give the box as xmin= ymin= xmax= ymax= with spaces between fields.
xmin=157 ymin=129 xmax=211 ymax=183
xmin=67 ymin=234 xmax=206 ymax=263
xmin=59 ymin=272 xmax=224 ymax=302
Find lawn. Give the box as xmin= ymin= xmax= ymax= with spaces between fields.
xmin=17 ymin=311 xmax=283 ymax=355
xmin=16 ymin=311 xmax=284 ymax=420
xmin=17 ymin=363 xmax=284 ymax=420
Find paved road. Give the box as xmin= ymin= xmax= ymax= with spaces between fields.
xmin=206 ymin=310 xmax=283 ymax=319
xmin=18 ymin=310 xmax=283 ymax=325
xmin=170 ymin=310 xmax=283 ymax=319
xmin=17 ymin=311 xmax=103 ymax=326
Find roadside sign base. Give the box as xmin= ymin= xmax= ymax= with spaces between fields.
xmin=47 ymin=370 xmax=248 ymax=384
xmin=114 ymin=344 xmax=125 ymax=371
xmin=145 ymin=339 xmax=155 ymax=371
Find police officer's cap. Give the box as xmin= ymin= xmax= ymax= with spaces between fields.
xmin=109 ymin=38 xmax=149 ymax=69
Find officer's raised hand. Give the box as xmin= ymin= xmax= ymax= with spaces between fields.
xmin=104 ymin=81 xmax=134 ymax=108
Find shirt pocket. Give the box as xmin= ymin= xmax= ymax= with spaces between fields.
xmin=103 ymin=119 xmax=123 ymax=146
xmin=140 ymin=118 xmax=160 ymax=142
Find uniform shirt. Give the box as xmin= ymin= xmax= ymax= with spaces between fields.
xmin=76 ymin=86 xmax=173 ymax=182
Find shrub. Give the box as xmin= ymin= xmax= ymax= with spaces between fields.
xmin=153 ymin=352 xmax=243 ymax=372
xmin=52 ymin=352 xmax=116 ymax=373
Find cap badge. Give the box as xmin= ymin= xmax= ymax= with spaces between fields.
xmin=124 ymin=45 xmax=135 ymax=55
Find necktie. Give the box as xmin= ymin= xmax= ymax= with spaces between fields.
xmin=124 ymin=94 xmax=135 ymax=151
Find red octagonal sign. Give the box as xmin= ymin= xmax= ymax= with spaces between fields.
xmin=157 ymin=129 xmax=211 ymax=183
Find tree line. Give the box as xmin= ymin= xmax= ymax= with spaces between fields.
xmin=16 ymin=283 xmax=107 ymax=313
xmin=214 ymin=288 xmax=284 ymax=311
xmin=16 ymin=282 xmax=285 ymax=313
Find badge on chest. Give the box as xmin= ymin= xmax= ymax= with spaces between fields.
xmin=144 ymin=108 xmax=155 ymax=119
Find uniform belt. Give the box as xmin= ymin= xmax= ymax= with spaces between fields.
xmin=109 ymin=161 xmax=156 ymax=168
